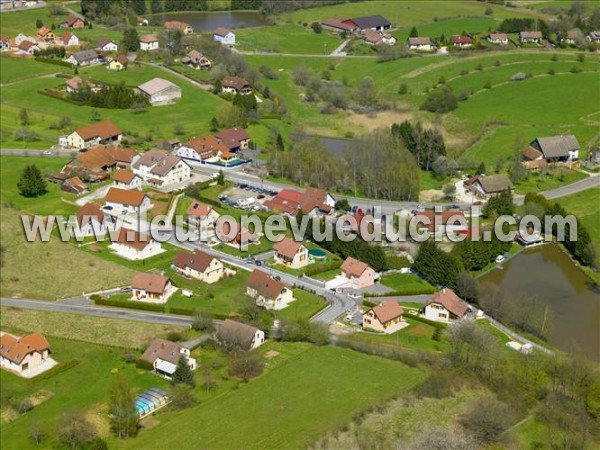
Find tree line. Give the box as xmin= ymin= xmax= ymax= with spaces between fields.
xmin=70 ymin=82 xmax=150 ymax=110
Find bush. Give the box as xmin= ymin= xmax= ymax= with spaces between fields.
xmin=228 ymin=352 xmax=263 ymax=381
xmin=166 ymin=331 xmax=183 ymax=342
xmin=484 ymin=80 xmax=492 ymax=89
xmin=191 ymin=312 xmax=215 ymax=333
xmin=279 ymin=319 xmax=329 ymax=345
xmin=414 ymin=372 xmax=456 ymax=399
xmin=421 ymin=86 xmax=458 ymax=113
xmin=458 ymin=90 xmax=470 ymax=101
xmin=135 ymin=359 xmax=153 ymax=370
xmin=460 ymin=397 xmax=515 ymax=443
xmin=570 ymin=65 xmax=582 ymax=73
xmin=310 ymin=22 xmax=322 ymax=34
xmin=169 ymin=384 xmax=197 ymax=410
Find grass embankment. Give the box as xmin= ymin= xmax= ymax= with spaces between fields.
xmin=379 ymin=273 xmax=436 ymax=295
xmin=235 ymin=23 xmax=341 ymax=54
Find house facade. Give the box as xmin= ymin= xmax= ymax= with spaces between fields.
xmin=186 ymin=200 xmax=220 ymax=229
xmin=173 ymin=250 xmax=226 ymax=284
xmin=488 ymin=32 xmax=508 ymax=44
xmin=520 ymin=31 xmax=542 ymax=43
xmin=527 ymin=135 xmax=580 ymax=162
xmin=362 ymin=300 xmax=404 ymax=334
xmin=0 ymin=332 xmax=51 ymax=374
xmin=131 ymin=273 xmax=174 ymax=303
xmin=65 ymin=49 xmax=100 ymax=66
xmin=340 ymin=257 xmax=378 ymax=289
xmin=407 ymin=36 xmax=433 ymax=51
xmin=104 ymin=187 xmax=151 ymax=214
xmin=61 ymin=14 xmax=85 ymax=28
xmin=62 ymin=119 xmax=122 ymax=149
xmin=273 ymin=237 xmax=309 ymax=269
xmin=141 ymin=338 xmax=197 ymax=378
xmin=182 ymin=49 xmax=211 ymax=69
xmin=131 ymin=150 xmax=191 ymax=187
xmin=221 ymin=76 xmax=252 ymax=95
xmin=422 ymin=288 xmax=471 ymax=323
xmin=97 ymin=38 xmax=118 ymax=52
xmin=464 ymin=174 xmax=514 ymax=198
xmin=246 ymin=269 xmax=295 ymax=310
xmin=451 ymin=35 xmax=472 ymax=47
xmin=175 ymin=135 xmax=228 ymax=162
xmin=216 ymin=320 xmax=265 ymax=350
xmin=213 ymin=27 xmax=235 ymax=45
xmin=139 ymin=35 xmax=159 ymax=51
xmin=61 ymin=32 xmax=79 ymax=47
xmin=113 ymin=169 xmax=142 ymax=190
xmin=72 ymin=202 xmax=110 ymax=238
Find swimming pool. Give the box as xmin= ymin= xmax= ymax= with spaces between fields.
xmin=308 ymin=249 xmax=326 ymax=259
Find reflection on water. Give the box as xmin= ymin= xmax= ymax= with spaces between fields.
xmin=159 ymin=11 xmax=268 ymax=31
xmin=480 ymin=245 xmax=600 ymax=361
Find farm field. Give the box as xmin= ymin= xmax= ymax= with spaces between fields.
xmin=0 ymin=307 xmax=186 ymax=349
xmin=122 ymin=344 xmax=425 ymax=449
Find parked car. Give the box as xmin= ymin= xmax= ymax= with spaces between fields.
xmin=42 ymin=150 xmax=53 ymax=156
xmin=495 ymin=255 xmax=505 ymax=264
xmin=120 ymin=287 xmax=132 ymax=293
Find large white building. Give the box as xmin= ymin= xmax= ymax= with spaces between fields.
xmin=61 ymin=119 xmax=122 ymax=150
xmin=137 ymin=78 xmax=182 ymax=105
xmin=213 ymin=27 xmax=235 ymax=45
xmin=131 ymin=150 xmax=191 ymax=187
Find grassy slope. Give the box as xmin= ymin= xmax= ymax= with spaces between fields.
xmin=557 ymin=188 xmax=600 ymax=255
xmin=0 ymin=56 xmax=71 ymax=84
xmin=123 ymin=345 xmax=425 ymax=449
xmin=379 ymin=273 xmax=436 ymax=294
xmin=235 ymin=23 xmax=342 ymax=54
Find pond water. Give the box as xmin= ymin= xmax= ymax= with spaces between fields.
xmin=292 ymin=135 xmax=356 ymax=157
xmin=479 ymin=244 xmax=600 ymax=361
xmin=159 ymin=11 xmax=268 ymax=31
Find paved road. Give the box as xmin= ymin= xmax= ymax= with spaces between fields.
xmin=1 ymin=297 xmax=195 ymax=327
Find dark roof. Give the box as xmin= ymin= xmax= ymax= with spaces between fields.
xmin=222 ymin=76 xmax=251 ymax=91
xmin=141 ymin=338 xmax=183 ymax=365
xmin=473 ymin=174 xmax=514 ymax=193
xmin=345 ymin=15 xmax=391 ymax=29
xmin=246 ymin=269 xmax=287 ymax=300
xmin=71 ymin=49 xmax=99 ymax=63
xmin=531 ymin=135 xmax=580 ymax=159
xmin=216 ymin=320 xmax=260 ymax=350
xmin=215 ymin=127 xmax=250 ymax=150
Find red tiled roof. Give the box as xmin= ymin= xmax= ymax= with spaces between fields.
xmin=64 ymin=14 xmax=84 ymax=27
xmin=273 ymin=237 xmax=304 ymax=259
xmin=425 ymin=289 xmax=469 ymax=317
xmin=186 ymin=200 xmax=212 ymax=218
xmin=183 ymin=135 xmax=228 ymax=159
xmin=214 ymin=27 xmax=232 ymax=37
xmin=141 ymin=338 xmax=183 ymax=365
xmin=18 ymin=40 xmax=36 ymax=51
xmin=246 ymin=269 xmax=286 ymax=300
xmin=139 ymin=34 xmax=158 ymax=43
xmin=105 ymin=146 xmax=136 ymax=163
xmin=113 ymin=169 xmax=137 ymax=184
xmin=321 ymin=18 xmax=355 ymax=31
xmin=369 ymin=300 xmax=404 ymax=324
xmin=214 ymin=127 xmax=250 ymax=150
xmin=299 ymin=187 xmax=331 ymax=214
xmin=452 ymin=35 xmax=472 ymax=44
xmin=173 ymin=249 xmax=216 ymax=273
xmin=0 ymin=332 xmax=49 ymax=365
xmin=105 ymin=187 xmax=147 ymax=206
xmin=115 ymin=54 xmax=129 ymax=65
xmin=113 ymin=227 xmax=152 ymax=250
xmin=76 ymin=202 xmax=104 ymax=227
xmin=61 ymin=31 xmax=73 ymax=43
xmin=75 ymin=119 xmax=122 ymax=141
xmin=341 ymin=257 xmax=370 ymax=278
xmin=263 ymin=189 xmax=303 ymax=214
xmin=164 ymin=20 xmax=191 ymax=31
xmin=64 ymin=176 xmax=86 ymax=193
xmin=132 ymin=273 xmax=170 ymax=294
xmin=37 ymin=26 xmax=52 ymax=36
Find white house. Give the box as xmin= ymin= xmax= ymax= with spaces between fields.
xmin=520 ymin=31 xmax=542 ymax=44
xmin=451 ymin=35 xmax=473 ymax=47
xmin=0 ymin=332 xmax=51 ymax=374
xmin=141 ymin=338 xmax=197 ymax=378
xmin=96 ymin=38 xmax=118 ymax=52
xmin=110 ymin=228 xmax=163 ymax=260
xmin=407 ymin=36 xmax=433 ymax=51
xmin=0 ymin=35 xmax=9 ymax=51
xmin=137 ymin=78 xmax=181 ymax=105
xmin=72 ymin=202 xmax=112 ymax=239
xmin=131 ymin=273 xmax=175 ymax=303
xmin=488 ymin=32 xmax=509 ymax=45
xmin=14 ymin=33 xmax=36 ymax=46
xmin=113 ymin=169 xmax=142 ymax=190
xmin=216 ymin=320 xmax=265 ymax=350
xmin=246 ymin=269 xmax=295 ymax=310
xmin=422 ymin=289 xmax=471 ymax=323
xmin=104 ymin=187 xmax=151 ymax=214
xmin=60 ymin=31 xmax=79 ymax=47
xmin=65 ymin=49 xmax=101 ymax=66
xmin=131 ymin=150 xmax=191 ymax=187
xmin=62 ymin=119 xmax=122 ymax=149
xmin=213 ymin=27 xmax=235 ymax=45
xmin=18 ymin=40 xmax=39 ymax=54
xmin=186 ymin=200 xmax=220 ymax=229
xmin=173 ymin=250 xmax=227 ymax=284
xmin=175 ymin=135 xmax=228 ymax=162
xmin=273 ymin=237 xmax=309 ymax=269
xmin=139 ymin=34 xmax=159 ymax=51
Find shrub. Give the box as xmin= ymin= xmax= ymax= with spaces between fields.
xmin=421 ymin=86 xmax=458 ymax=113
xmin=458 ymin=90 xmax=470 ymax=101
xmin=135 ymin=359 xmax=153 ymax=370
xmin=166 ymin=331 xmax=183 ymax=342
xmin=310 ymin=22 xmax=322 ymax=34
xmin=547 ymin=68 xmax=555 ymax=75
xmin=460 ymin=397 xmax=515 ymax=443
xmin=570 ymin=65 xmax=582 ymax=73
xmin=484 ymin=80 xmax=492 ymax=89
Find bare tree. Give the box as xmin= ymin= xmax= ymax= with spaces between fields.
xmin=57 ymin=410 xmax=97 ymax=450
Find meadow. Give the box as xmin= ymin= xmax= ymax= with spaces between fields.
xmin=557 ymin=188 xmax=600 ymax=254
xmin=0 ymin=55 xmax=71 ymax=84
xmin=122 ymin=344 xmax=425 ymax=449
xmin=379 ymin=273 xmax=436 ymax=295
xmin=235 ymin=23 xmax=342 ymax=54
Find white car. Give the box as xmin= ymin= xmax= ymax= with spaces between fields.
xmin=42 ymin=150 xmax=53 ymax=155
xmin=495 ymin=255 xmax=505 ymax=264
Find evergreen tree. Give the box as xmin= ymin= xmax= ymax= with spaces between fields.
xmin=216 ymin=170 xmax=225 ymax=185
xmin=18 ymin=165 xmax=47 ymax=198
xmin=131 ymin=0 xmax=145 ymax=15
xmin=19 ymin=108 xmax=29 ymax=126
xmin=36 ymin=18 xmax=43 ymax=28
xmin=276 ymin=133 xmax=284 ymax=151
xmin=122 ymin=28 xmax=140 ymax=52
xmin=108 ymin=376 xmax=139 ymax=439
xmin=172 ymin=356 xmax=195 ymax=387
xmin=409 ymin=26 xmax=418 ymax=37
xmin=150 ymin=0 xmax=163 ymax=13
xmin=210 ymin=117 xmax=219 ymax=132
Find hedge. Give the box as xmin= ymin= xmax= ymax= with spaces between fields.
xmin=364 ymin=286 xmax=436 ymax=298
xmin=303 ymin=259 xmax=341 ymax=277
xmin=38 ymin=89 xmax=86 ymax=106
xmin=94 ymin=298 xmax=165 ymax=313
xmin=31 ymin=360 xmax=79 ymax=381
xmin=407 ymin=313 xmax=447 ymax=329
xmin=35 ymin=57 xmax=73 ymax=68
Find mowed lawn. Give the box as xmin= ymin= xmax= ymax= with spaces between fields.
xmin=557 ymin=188 xmax=600 ymax=254
xmin=0 ymin=335 xmax=167 ymax=449
xmin=123 ymin=345 xmax=425 ymax=449
xmin=1 ymin=62 xmax=227 ymax=149
xmin=0 ymin=56 xmax=71 ymax=84
xmin=236 ymin=23 xmax=342 ymax=54
xmin=379 ymin=273 xmax=436 ymax=295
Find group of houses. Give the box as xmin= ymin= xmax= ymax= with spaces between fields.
xmin=322 ymin=15 xmax=396 ymax=46
xmin=263 ymin=187 xmax=336 ymax=217
xmin=174 ymin=127 xmax=251 ymax=164
xmin=362 ymin=288 xmax=472 ymax=334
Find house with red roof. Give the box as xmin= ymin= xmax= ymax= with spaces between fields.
xmin=104 ymin=187 xmax=151 ymax=214
xmin=451 ymin=35 xmax=473 ymax=47
xmin=215 ymin=221 xmax=259 ymax=250
xmin=186 ymin=200 xmax=219 ymax=229
xmin=0 ymin=35 xmax=10 ymax=51
xmin=72 ymin=202 xmax=112 ymax=239
xmin=215 ymin=127 xmax=251 ymax=152
xmin=113 ymin=169 xmax=141 ymax=190
xmin=339 ymin=256 xmax=378 ymax=289
xmin=18 ymin=40 xmax=40 ymax=54
xmin=246 ymin=269 xmax=295 ymax=310
xmin=273 ymin=237 xmax=309 ymax=269
xmin=0 ymin=332 xmax=52 ymax=374
xmin=110 ymin=227 xmax=163 ymax=260
xmin=422 ymin=288 xmax=472 ymax=323
xmin=131 ymin=273 xmax=175 ymax=303
xmin=60 ymin=31 xmax=79 ymax=47
xmin=60 ymin=14 xmax=85 ymax=29
xmin=362 ymin=300 xmax=405 ymax=334
xmin=263 ymin=187 xmax=335 ymax=217
xmin=415 ymin=210 xmax=468 ymax=237
xmin=62 ymin=119 xmax=122 ymax=149
xmin=173 ymin=249 xmax=227 ymax=284
xmin=175 ymin=135 xmax=229 ymax=162
xmin=213 ymin=27 xmax=235 ymax=45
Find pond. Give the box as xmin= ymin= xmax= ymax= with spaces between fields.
xmin=479 ymin=244 xmax=600 ymax=361
xmin=158 ymin=11 xmax=269 ymax=31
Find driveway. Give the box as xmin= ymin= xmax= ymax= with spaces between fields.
xmin=75 ymin=184 xmax=111 ymax=206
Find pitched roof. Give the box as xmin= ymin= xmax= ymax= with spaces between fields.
xmin=173 ymin=249 xmax=216 ymax=273
xmin=341 ymin=257 xmax=371 ymax=278
xmin=64 ymin=176 xmax=86 ymax=193
xmin=183 ymin=49 xmax=206 ymax=64
xmin=141 ymin=338 xmax=183 ymax=365
xmin=222 ymin=76 xmax=250 ymax=91
xmin=216 ymin=320 xmax=259 ymax=350
xmin=246 ymin=269 xmax=287 ymax=300
xmin=0 ymin=35 xmax=8 ymax=43
xmin=18 ymin=40 xmax=36 ymax=51
xmin=65 ymin=76 xmax=84 ymax=90
xmin=273 ymin=237 xmax=304 ymax=259
xmin=183 ymin=135 xmax=228 ymax=158
xmin=489 ymin=32 xmax=508 ymax=41
xmin=520 ymin=30 xmax=542 ymax=39
xmin=115 ymin=54 xmax=129 ymax=65
xmin=363 ymin=29 xmax=385 ymax=44
xmin=214 ymin=27 xmax=233 ymax=37
xmin=425 ymin=289 xmax=469 ymax=317
xmin=105 ymin=146 xmax=137 ymax=163
xmin=71 ymin=49 xmax=99 ymax=63
xmin=522 ymin=146 xmax=543 ymax=161
xmin=132 ymin=273 xmax=170 ymax=294
xmin=76 ymin=202 xmax=104 ymax=227
xmin=369 ymin=300 xmax=404 ymax=324
xmin=37 ymin=26 xmax=53 ymax=36
xmin=452 ymin=35 xmax=472 ymax=44
xmin=408 ymin=37 xmax=432 ymax=45
xmin=113 ymin=169 xmax=137 ymax=184
xmin=113 ymin=227 xmax=152 ymax=250
xmin=61 ymin=31 xmax=74 ymax=42
xmin=322 ymin=18 xmax=355 ymax=31
xmin=138 ymin=77 xmax=180 ymax=96
xmin=263 ymin=189 xmax=303 ymax=214
xmin=214 ymin=127 xmax=250 ymax=150
xmin=0 ymin=332 xmax=49 ymax=365
xmin=345 ymin=15 xmax=391 ymax=29
xmin=299 ymin=187 xmax=331 ymax=214
xmin=164 ymin=20 xmax=191 ymax=31
xmin=531 ymin=135 xmax=580 ymax=159
xmin=74 ymin=119 xmax=121 ymax=141
xmin=186 ymin=200 xmax=212 ymax=218
xmin=76 ymin=145 xmax=115 ymax=170
xmin=149 ymin=155 xmax=185 ymax=177
xmin=132 ymin=149 xmax=167 ymax=169
xmin=105 ymin=187 xmax=147 ymax=206
xmin=97 ymin=38 xmax=115 ymax=49
xmin=473 ymin=174 xmax=514 ymax=193
xmin=139 ymin=34 xmax=158 ymax=43
xmin=64 ymin=14 xmax=83 ymax=26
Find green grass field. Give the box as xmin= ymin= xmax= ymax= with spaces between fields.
xmin=391 ymin=17 xmax=497 ymax=41
xmin=379 ymin=273 xmax=436 ymax=295
xmin=557 ymin=188 xmax=600 ymax=255
xmin=0 ymin=56 xmax=71 ymax=84
xmin=122 ymin=344 xmax=425 ymax=449
xmin=236 ymin=23 xmax=342 ymax=54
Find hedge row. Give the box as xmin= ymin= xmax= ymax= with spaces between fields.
xmin=35 ymin=57 xmax=73 ymax=68
xmin=38 ymin=89 xmax=85 ymax=106
xmin=31 ymin=360 xmax=79 ymax=381
xmin=407 ymin=313 xmax=447 ymax=329
xmin=364 ymin=286 xmax=436 ymax=298
xmin=303 ymin=260 xmax=341 ymax=277
xmin=94 ymin=298 xmax=164 ymax=312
